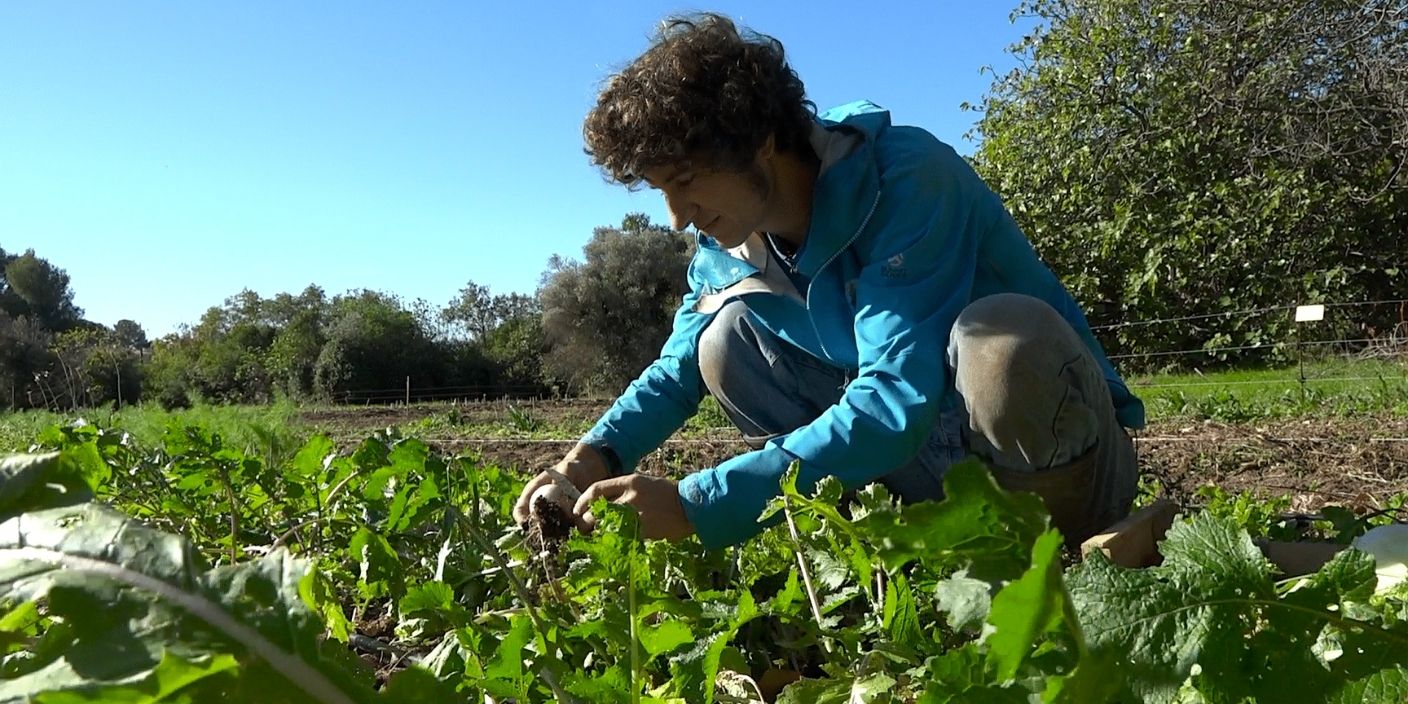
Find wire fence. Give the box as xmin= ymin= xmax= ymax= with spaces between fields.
xmin=331 ymin=297 xmax=1407 ymax=405
xmin=1088 ymin=298 xmax=1408 ymax=332
xmin=1094 ymin=297 xmax=1407 ymax=393
xmin=332 ymin=383 xmax=559 ymax=405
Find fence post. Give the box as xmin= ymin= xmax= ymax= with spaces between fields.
xmin=1294 ymin=304 xmax=1325 ymax=400
xmin=405 ymin=376 xmax=411 ymax=405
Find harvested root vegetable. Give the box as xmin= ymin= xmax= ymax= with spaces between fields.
xmin=529 ymin=470 xmax=581 ymax=546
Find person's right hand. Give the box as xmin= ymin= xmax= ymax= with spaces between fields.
xmin=512 ymin=443 xmax=612 ymax=526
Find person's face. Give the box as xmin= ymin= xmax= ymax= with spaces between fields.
xmin=642 ymin=151 xmax=773 ymax=249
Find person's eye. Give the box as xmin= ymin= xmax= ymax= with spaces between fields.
xmin=676 ymin=174 xmax=694 ymax=187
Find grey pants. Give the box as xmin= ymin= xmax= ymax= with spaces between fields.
xmin=697 ymin=293 xmax=1138 ymax=544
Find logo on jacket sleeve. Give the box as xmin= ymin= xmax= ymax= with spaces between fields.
xmin=882 ymin=253 xmax=907 ymax=279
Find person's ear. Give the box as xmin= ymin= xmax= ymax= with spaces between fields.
xmin=755 ymin=133 xmax=777 ymax=163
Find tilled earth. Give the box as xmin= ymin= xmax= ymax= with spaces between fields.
xmin=301 ymin=401 xmax=1408 ymax=516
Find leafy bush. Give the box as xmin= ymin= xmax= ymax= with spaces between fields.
xmin=540 ymin=214 xmax=692 ymax=394
xmin=971 ymin=0 xmax=1407 ymax=368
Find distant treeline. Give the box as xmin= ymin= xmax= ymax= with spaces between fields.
xmin=0 ymin=214 xmax=691 ymax=411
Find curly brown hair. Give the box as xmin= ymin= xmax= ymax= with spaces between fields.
xmin=583 ymin=13 xmax=816 ymax=186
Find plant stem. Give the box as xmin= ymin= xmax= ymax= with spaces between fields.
xmin=214 ymin=462 xmax=241 ymax=565
xmin=628 ymin=516 xmax=642 ymax=704
xmin=783 ymin=495 xmax=833 ymax=656
xmin=452 ymin=510 xmax=551 ymax=651
xmin=271 ymin=516 xmax=358 ymax=550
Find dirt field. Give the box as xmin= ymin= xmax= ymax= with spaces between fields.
xmin=300 ymin=401 xmax=1408 ymax=516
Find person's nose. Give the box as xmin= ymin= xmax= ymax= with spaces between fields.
xmin=664 ymin=190 xmax=696 ymax=231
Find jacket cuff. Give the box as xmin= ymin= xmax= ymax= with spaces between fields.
xmin=580 ymin=426 xmax=634 ymax=475
xmin=679 ymin=448 xmax=794 ymax=549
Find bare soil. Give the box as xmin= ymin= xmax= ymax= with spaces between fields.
xmin=300 ymin=402 xmax=1408 ymax=516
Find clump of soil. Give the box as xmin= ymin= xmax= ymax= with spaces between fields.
xmin=522 ymin=493 xmax=577 ymax=598
xmin=527 ymin=494 xmax=574 ymax=553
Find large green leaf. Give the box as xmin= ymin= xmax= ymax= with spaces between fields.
xmin=882 ymin=571 xmax=922 ymax=647
xmin=775 ymin=672 xmax=896 ymax=704
xmin=1068 ymin=513 xmax=1408 ymax=703
xmin=934 ymin=570 xmax=991 ymax=632
xmin=1328 ymin=667 xmax=1408 ymax=704
xmin=0 ymin=452 xmax=95 ymax=521
xmin=850 ymin=460 xmax=1049 ymax=582
xmin=669 ymin=589 xmax=759 ymax=704
xmin=985 ymin=529 xmax=1068 ymax=680
xmin=30 ymin=652 xmax=239 ymax=703
xmin=0 ymin=502 xmax=375 ymax=703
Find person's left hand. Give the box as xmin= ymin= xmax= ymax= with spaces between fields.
xmin=572 ymin=474 xmax=694 ymax=541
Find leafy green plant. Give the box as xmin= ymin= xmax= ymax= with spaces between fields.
xmin=503 ymin=404 xmax=543 ymax=434
xmin=0 ymin=454 xmax=387 ymax=702
xmin=3 ymin=421 xmax=1406 ymax=702
xmin=971 ymin=0 xmax=1406 ymax=368
xmin=1194 ymin=485 xmax=1298 ymax=540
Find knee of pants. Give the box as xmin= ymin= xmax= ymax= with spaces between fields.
xmin=950 ymin=293 xmax=1068 ymax=390
xmin=949 ymin=294 xmax=1091 ymax=447
xmin=697 ymin=300 xmax=753 ymax=398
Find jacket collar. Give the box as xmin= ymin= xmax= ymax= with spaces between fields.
xmin=794 ymin=102 xmax=888 ymax=277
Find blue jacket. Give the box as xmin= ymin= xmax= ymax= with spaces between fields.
xmin=582 ymin=101 xmax=1144 ymax=549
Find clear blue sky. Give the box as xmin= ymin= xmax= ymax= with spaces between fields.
xmin=0 ymin=2 xmax=1030 ymax=337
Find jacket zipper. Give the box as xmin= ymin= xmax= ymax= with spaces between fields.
xmin=807 ymin=189 xmax=882 ymax=362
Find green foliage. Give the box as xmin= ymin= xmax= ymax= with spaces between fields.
xmin=1194 ymin=485 xmax=1298 ymax=541
xmin=0 ymin=247 xmax=145 ymax=413
xmin=49 ymin=327 xmax=145 ymax=409
xmin=539 ymin=214 xmax=693 ymax=394
xmin=1 ymin=249 xmax=82 ymax=333
xmin=1069 ymin=514 xmax=1408 ymax=703
xmin=140 ymin=282 xmax=552 ymax=408
xmin=0 ymin=312 xmax=53 ymax=410
xmin=1131 ymin=358 xmax=1408 ymax=421
xmin=971 ymin=0 xmax=1407 ymax=367
xmin=503 ymin=404 xmax=542 ymax=433
xmin=478 ymin=312 xmax=548 ymax=390
xmin=440 ymin=283 xmax=538 ymax=345
xmin=682 ymin=395 xmax=734 ymax=433
xmin=0 ymin=454 xmax=375 ymax=703
xmin=313 ymin=290 xmax=447 ymax=400
xmin=3 ymin=422 xmax=1405 ymax=702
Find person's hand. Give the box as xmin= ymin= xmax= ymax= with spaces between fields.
xmin=513 ymin=443 xmax=612 ymax=526
xmin=573 ymin=474 xmax=694 ymax=541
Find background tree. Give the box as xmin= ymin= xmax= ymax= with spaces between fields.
xmin=144 ymin=290 xmax=280 ymax=407
xmin=440 ymin=282 xmax=495 ymax=341
xmin=438 ymin=281 xmax=548 ymax=392
xmin=970 ymin=0 xmax=1407 ymax=366
xmin=3 ymin=249 xmax=84 ymax=333
xmin=0 ymin=247 xmax=22 ymax=321
xmin=264 ymin=286 xmax=330 ymax=398
xmin=313 ymin=290 xmax=447 ymax=401
xmin=113 ymin=319 xmax=150 ymax=350
xmin=478 ymin=300 xmax=548 ymax=390
xmin=49 ymin=327 xmax=143 ymax=409
xmin=0 ymin=312 xmax=55 ymax=409
xmin=0 ymin=247 xmax=130 ymax=409
xmin=441 ymin=282 xmax=541 ymax=342
xmin=539 ymin=214 xmax=692 ymax=393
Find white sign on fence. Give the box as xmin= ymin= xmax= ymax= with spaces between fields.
xmin=1295 ymin=304 xmax=1326 ymax=322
